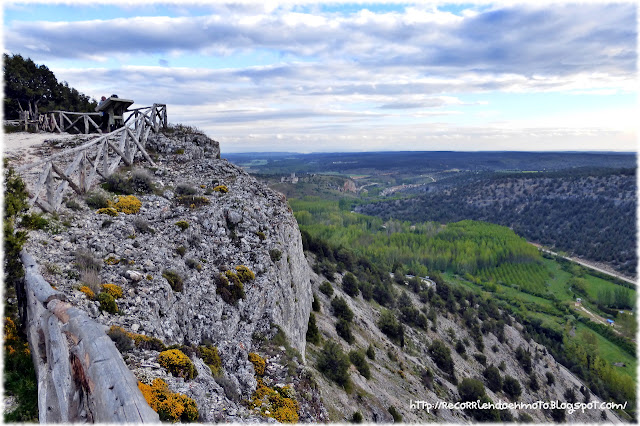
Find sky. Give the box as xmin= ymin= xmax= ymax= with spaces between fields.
xmin=3 ymin=1 xmax=638 ymax=153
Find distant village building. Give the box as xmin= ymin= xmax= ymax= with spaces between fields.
xmin=606 ymin=319 xmax=615 ymax=326
xmin=280 ymin=172 xmax=299 ymax=184
xmin=576 ymin=298 xmax=582 ymax=305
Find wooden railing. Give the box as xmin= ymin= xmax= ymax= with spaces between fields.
xmin=20 ymin=251 xmax=159 ymax=423
xmin=17 ymin=104 xmax=167 ymax=212
xmin=42 ymin=111 xmax=104 ymax=134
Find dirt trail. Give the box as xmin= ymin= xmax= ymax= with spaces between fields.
xmin=2 ymin=132 xmax=76 ymax=167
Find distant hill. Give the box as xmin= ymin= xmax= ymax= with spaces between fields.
xmin=226 ymin=151 xmax=636 ymax=175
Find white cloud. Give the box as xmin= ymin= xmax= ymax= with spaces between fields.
xmin=3 ymin=2 xmax=636 ymax=152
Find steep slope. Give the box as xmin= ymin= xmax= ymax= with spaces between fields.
xmin=302 ymin=255 xmax=625 ymax=423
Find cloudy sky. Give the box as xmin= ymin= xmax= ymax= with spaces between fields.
xmin=3 ymin=1 xmax=637 ymax=153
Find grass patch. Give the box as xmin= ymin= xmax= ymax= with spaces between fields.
xmin=575 ymin=323 xmax=636 ymax=380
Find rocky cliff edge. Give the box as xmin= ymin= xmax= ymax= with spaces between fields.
xmin=20 ymin=129 xmax=313 ymax=421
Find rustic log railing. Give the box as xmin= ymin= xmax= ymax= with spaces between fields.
xmin=20 ymin=251 xmax=159 ymax=423
xmin=42 ymin=111 xmax=104 ymax=134
xmin=16 ymin=104 xmax=167 ymax=213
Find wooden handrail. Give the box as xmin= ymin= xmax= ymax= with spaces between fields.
xmin=16 ymin=104 xmax=166 ymax=212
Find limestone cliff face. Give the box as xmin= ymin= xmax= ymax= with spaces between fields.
xmin=22 ymin=130 xmax=312 ymax=408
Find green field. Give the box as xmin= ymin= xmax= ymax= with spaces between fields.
xmin=576 ymin=323 xmax=636 ymax=380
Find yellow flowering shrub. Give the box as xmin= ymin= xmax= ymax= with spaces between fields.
xmin=113 ymin=195 xmax=142 ymax=214
xmin=138 ymin=378 xmax=198 ymax=423
xmin=79 ymin=285 xmax=95 ymax=299
xmin=250 ymin=378 xmax=299 ymax=423
xmin=104 ymin=256 xmax=120 ymax=265
xmin=97 ymin=207 xmax=118 ymax=216
xmin=101 ymin=284 xmax=123 ymax=299
xmin=158 ymin=349 xmax=198 ymax=380
xmin=248 ymin=352 xmax=266 ymax=376
xmin=213 ymin=185 xmax=228 ymax=193
xmin=4 ymin=317 xmax=31 ymax=358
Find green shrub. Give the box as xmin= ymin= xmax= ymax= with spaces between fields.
xmin=515 ymin=346 xmax=532 ymax=373
xmin=3 ymin=165 xmax=36 ymax=420
xmin=312 ymin=293 xmax=321 ymax=312
xmin=473 ymin=353 xmax=487 ymax=366
xmin=133 ymin=218 xmax=155 ymax=234
xmin=319 ymin=281 xmax=334 ymax=296
xmin=342 ymin=272 xmax=359 ymax=297
xmin=65 ymin=199 xmax=82 ymax=211
xmin=158 ymin=349 xmax=197 ymax=380
xmin=256 ymin=231 xmax=266 ymax=241
xmin=503 ymin=375 xmax=522 ymax=400
xmin=20 ymin=212 xmax=49 ymax=230
xmin=336 ymin=319 xmax=354 ymax=344
xmin=348 ymin=350 xmax=371 ymax=379
xmin=483 ymin=365 xmax=503 ymax=392
xmin=388 ymin=406 xmax=402 ymax=422
xmin=546 ymin=371 xmax=555 ymax=386
xmin=429 ymin=339 xmax=454 ymax=376
xmin=351 ymin=411 xmax=363 ymax=423
xmin=133 ymin=334 xmax=167 ymax=351
xmin=269 ymin=249 xmax=282 ymax=262
xmin=85 ymin=191 xmax=110 ymax=209
xmin=331 ymin=297 xmax=354 ymax=322
xmin=458 ymin=378 xmax=499 ymax=421
xmin=198 ymin=345 xmax=222 ymax=375
xmin=529 ymin=373 xmax=539 ymax=391
xmin=107 ymin=326 xmax=133 ymax=352
xmin=317 ymin=341 xmax=351 ymax=391
xmin=216 ymin=273 xmax=245 ymax=305
xmin=175 ymin=183 xmax=197 ymax=196
xmin=366 ymin=344 xmax=375 ymax=360
xmin=97 ymin=292 xmax=118 ymax=314
xmin=162 ymin=269 xmax=184 ymax=292
xmin=175 ymin=220 xmax=189 ymax=231
xmin=176 ymin=245 xmax=186 ymax=257
xmin=104 ymin=173 xmax=135 ymax=194
xmin=185 ymin=258 xmax=202 ymax=271
xmin=3 ymin=317 xmax=37 ymax=422
xmin=306 ymin=313 xmax=321 ymax=345
xmin=377 ymin=310 xmax=404 ymax=346
xmin=130 ymin=169 xmax=156 ymax=194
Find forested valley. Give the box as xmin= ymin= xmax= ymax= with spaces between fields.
xmin=288 ymin=196 xmax=636 ymax=420
xmin=357 ymin=168 xmax=637 ymax=277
